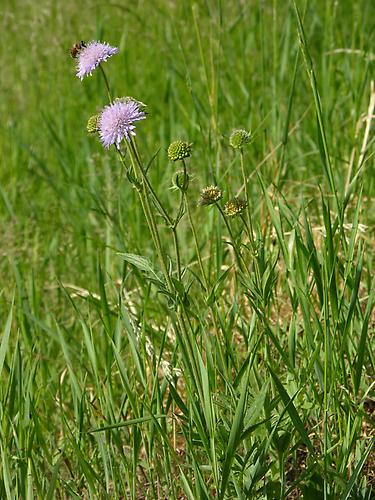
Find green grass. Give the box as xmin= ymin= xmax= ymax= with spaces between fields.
xmin=0 ymin=0 xmax=374 ymax=498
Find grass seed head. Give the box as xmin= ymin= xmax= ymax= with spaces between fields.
xmin=167 ymin=140 xmax=192 ymax=161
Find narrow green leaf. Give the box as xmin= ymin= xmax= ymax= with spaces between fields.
xmin=219 ymin=363 xmax=251 ymax=499
xmin=340 ymin=440 xmax=374 ymax=500
xmin=0 ymin=300 xmax=13 ymax=378
xmin=354 ymin=297 xmax=374 ymax=395
xmin=90 ymin=414 xmax=166 ymax=432
xmin=268 ymin=366 xmax=314 ymax=454
xmin=118 ymin=252 xmax=154 ymax=273
xmin=179 ymin=468 xmax=196 ymax=500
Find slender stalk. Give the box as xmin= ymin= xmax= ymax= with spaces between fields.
xmin=97 ymin=64 xmax=182 ymax=291
xmin=130 ymin=151 xmax=174 ymax=293
xmin=129 ymin=139 xmax=183 ymax=282
xmin=185 ymin=196 xmax=208 ymax=291
xmin=97 ymin=66 xmax=166 ymax=276
xmin=172 ymin=227 xmax=182 ymax=281
xmin=181 ymin=162 xmax=235 ymax=383
xmin=323 ymin=303 xmax=329 ymax=500
xmin=240 ymin=150 xmax=256 ymax=250
xmin=97 ymin=62 xmax=205 ymax=417
xmin=216 ymin=203 xmax=245 ymax=272
xmin=117 ymin=150 xmax=158 ymax=256
xmin=99 ymin=64 xmax=113 ymax=103
xmin=128 ymin=139 xmax=173 ymax=226
xmin=121 ymin=144 xmax=205 ymax=402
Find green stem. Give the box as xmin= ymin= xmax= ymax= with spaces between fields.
xmin=172 ymin=227 xmax=182 ymax=281
xmin=117 ymin=147 xmax=173 ymax=293
xmin=240 ymin=150 xmax=256 ymax=250
xmin=185 ymin=195 xmax=208 ymax=291
xmin=216 ymin=204 xmax=245 ymax=272
xmin=99 ymin=64 xmax=113 ymax=103
xmin=129 ymin=138 xmax=172 ymax=226
xmin=97 ymin=54 xmax=204 ymax=396
xmin=119 ymin=143 xmax=204 ymax=400
xmin=129 ymin=139 xmax=183 ymax=283
xmin=184 ymin=180 xmax=232 ymax=379
xmin=96 ymin=65 xmax=200 ymax=399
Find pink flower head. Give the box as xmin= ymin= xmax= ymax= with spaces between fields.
xmin=98 ymin=98 xmax=146 ymax=148
xmin=76 ymin=41 xmax=118 ymax=80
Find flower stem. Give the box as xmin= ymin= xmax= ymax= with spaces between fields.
xmin=92 ymin=62 xmax=204 ymax=405
xmin=216 ymin=203 xmax=245 ymax=272
xmin=99 ymin=64 xmax=113 ymax=103
xmin=173 ymin=227 xmax=182 ymax=281
xmin=116 ymin=147 xmax=173 ymax=294
xmin=240 ymin=150 xmax=256 ymax=250
xmin=129 ymin=138 xmax=172 ymax=226
xmin=128 ymin=138 xmax=184 ymax=283
xmin=185 ymin=194 xmax=233 ymax=378
xmin=185 ymin=195 xmax=208 ymax=291
xmin=125 ymin=158 xmax=202 ymax=397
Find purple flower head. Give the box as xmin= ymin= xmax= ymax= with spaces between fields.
xmin=98 ymin=98 xmax=146 ymax=148
xmin=76 ymin=41 xmax=118 ymax=80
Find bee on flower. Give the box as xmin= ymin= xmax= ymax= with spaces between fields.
xmin=75 ymin=40 xmax=118 ymax=80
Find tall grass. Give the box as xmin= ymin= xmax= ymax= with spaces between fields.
xmin=0 ymin=0 xmax=374 ymax=498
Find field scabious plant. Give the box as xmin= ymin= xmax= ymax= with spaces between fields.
xmin=1 ymin=3 xmax=373 ymax=498
xmin=65 ymin=27 xmax=375 ymax=498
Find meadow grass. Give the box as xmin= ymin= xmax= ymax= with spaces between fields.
xmin=0 ymin=0 xmax=374 ymax=498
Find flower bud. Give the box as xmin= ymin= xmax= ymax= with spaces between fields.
xmin=172 ymin=170 xmax=189 ymax=191
xmin=167 ymin=140 xmax=192 ymax=161
xmin=224 ymin=198 xmax=247 ymax=217
xmin=87 ymin=114 xmax=100 ymax=134
xmin=229 ymin=129 xmax=251 ymax=149
xmin=198 ymin=185 xmax=222 ymax=206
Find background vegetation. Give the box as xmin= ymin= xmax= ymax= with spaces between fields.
xmin=0 ymin=0 xmax=374 ymax=498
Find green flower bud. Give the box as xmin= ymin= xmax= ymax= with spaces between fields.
xmin=229 ymin=129 xmax=251 ymax=149
xmin=172 ymin=170 xmax=189 ymax=191
xmin=224 ymin=197 xmax=247 ymax=217
xmin=167 ymin=140 xmax=192 ymax=161
xmin=198 ymin=185 xmax=222 ymax=206
xmin=87 ymin=114 xmax=100 ymax=134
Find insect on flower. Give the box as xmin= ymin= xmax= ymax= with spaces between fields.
xmin=75 ymin=41 xmax=119 ymax=80
xmin=70 ymin=41 xmax=86 ymax=59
